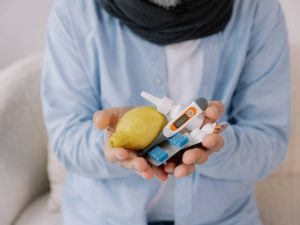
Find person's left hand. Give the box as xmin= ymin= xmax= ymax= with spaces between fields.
xmin=93 ymin=107 xmax=169 ymax=181
xmin=164 ymin=101 xmax=225 ymax=178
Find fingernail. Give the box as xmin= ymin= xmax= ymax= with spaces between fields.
xmin=165 ymin=167 xmax=172 ymax=173
xmin=93 ymin=111 xmax=100 ymax=122
xmin=142 ymin=172 xmax=151 ymax=180
xmin=93 ymin=112 xmax=103 ymax=128
xmin=159 ymin=175 xmax=168 ymax=182
xmin=116 ymin=154 xmax=126 ymax=160
xmin=115 ymin=150 xmax=128 ymax=160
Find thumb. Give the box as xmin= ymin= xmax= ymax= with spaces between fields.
xmin=93 ymin=107 xmax=131 ymax=130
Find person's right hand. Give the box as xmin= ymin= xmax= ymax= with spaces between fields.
xmin=93 ymin=107 xmax=168 ymax=181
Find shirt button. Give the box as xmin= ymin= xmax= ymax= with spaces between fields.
xmin=154 ymin=77 xmax=162 ymax=85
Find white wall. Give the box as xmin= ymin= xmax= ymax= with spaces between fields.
xmin=280 ymin=0 xmax=300 ymax=44
xmin=276 ymin=0 xmax=300 ymax=175
xmin=0 ymin=0 xmax=52 ymax=69
xmin=0 ymin=0 xmax=299 ymax=69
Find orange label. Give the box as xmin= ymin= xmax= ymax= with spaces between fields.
xmin=170 ymin=106 xmax=197 ymax=131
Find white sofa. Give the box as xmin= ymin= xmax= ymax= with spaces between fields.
xmin=0 ymin=49 xmax=299 ymax=225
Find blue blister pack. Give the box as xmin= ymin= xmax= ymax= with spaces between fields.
xmin=146 ymin=133 xmax=189 ymax=166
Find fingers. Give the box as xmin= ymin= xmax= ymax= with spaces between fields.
xmin=203 ymin=101 xmax=224 ymax=123
xmin=104 ymin=147 xmax=129 ymax=162
xmin=105 ymin=145 xmax=149 ymax=171
xmin=181 ymin=133 xmax=224 ymax=166
xmin=131 ymin=161 xmax=169 ymax=181
xmin=120 ymin=156 xmax=169 ymax=181
xmin=104 ymin=135 xmax=130 ymax=162
xmin=118 ymin=156 xmax=149 ymax=171
xmin=113 ymin=152 xmax=155 ymax=179
xmin=164 ymin=162 xmax=177 ymax=174
xmin=174 ymin=164 xmax=195 ymax=178
xmin=136 ymin=168 xmax=155 ymax=180
xmin=93 ymin=107 xmax=131 ymax=130
xmin=153 ymin=166 xmax=168 ymax=182
xmin=117 ymin=156 xmax=169 ymax=181
xmin=202 ymin=133 xmax=224 ymax=152
xmin=104 ymin=137 xmax=157 ymax=179
xmin=182 ymin=148 xmax=208 ymax=165
xmin=121 ymin=157 xmax=155 ymax=180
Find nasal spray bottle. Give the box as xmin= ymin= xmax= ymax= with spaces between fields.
xmin=138 ymin=91 xmax=227 ymax=166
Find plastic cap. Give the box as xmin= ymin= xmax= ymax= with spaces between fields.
xmin=201 ymin=123 xmax=216 ymax=134
xmin=141 ymin=91 xmax=161 ymax=106
xmin=141 ymin=91 xmax=174 ymax=115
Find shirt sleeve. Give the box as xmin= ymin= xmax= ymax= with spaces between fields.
xmin=41 ymin=0 xmax=135 ymax=179
xmin=197 ymin=0 xmax=291 ymax=182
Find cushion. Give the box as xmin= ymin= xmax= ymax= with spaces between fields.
xmin=14 ymin=193 xmax=61 ymax=225
xmin=0 ymin=53 xmax=49 ymax=225
xmin=47 ymin=144 xmax=67 ymax=212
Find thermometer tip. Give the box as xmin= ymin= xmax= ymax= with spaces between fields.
xmin=195 ymin=97 xmax=208 ymax=111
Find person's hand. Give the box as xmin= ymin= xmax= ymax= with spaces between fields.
xmin=164 ymin=101 xmax=225 ymax=178
xmin=93 ymin=107 xmax=168 ymax=181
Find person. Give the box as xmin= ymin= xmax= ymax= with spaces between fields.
xmin=41 ymin=0 xmax=291 ymax=224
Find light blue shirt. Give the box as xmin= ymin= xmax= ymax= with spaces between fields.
xmin=41 ymin=0 xmax=291 ymax=224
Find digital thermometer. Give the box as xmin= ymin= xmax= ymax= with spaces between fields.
xmin=163 ymin=98 xmax=208 ymax=138
xmin=138 ymin=91 xmax=228 ymax=165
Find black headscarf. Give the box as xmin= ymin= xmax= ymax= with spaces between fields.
xmin=97 ymin=0 xmax=233 ymax=45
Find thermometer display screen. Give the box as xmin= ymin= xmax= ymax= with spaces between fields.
xmin=174 ymin=114 xmax=189 ymax=128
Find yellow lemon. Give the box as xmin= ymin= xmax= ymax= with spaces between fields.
xmin=110 ymin=106 xmax=167 ymax=150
